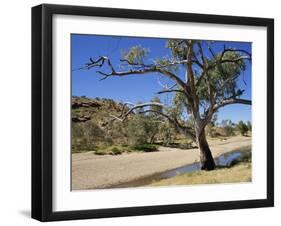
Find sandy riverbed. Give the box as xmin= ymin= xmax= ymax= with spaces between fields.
xmin=72 ymin=136 xmax=251 ymax=190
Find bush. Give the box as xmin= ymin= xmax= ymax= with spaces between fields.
xmin=93 ymin=145 xmax=125 ymax=155
xmin=132 ymin=144 xmax=158 ymax=152
xmin=126 ymin=115 xmax=160 ymax=145
xmin=110 ymin=147 xmax=122 ymax=155
xmin=158 ymin=123 xmax=176 ymax=145
xmin=71 ymin=121 xmax=106 ymax=152
xmin=219 ymin=119 xmax=235 ymax=136
xmin=236 ymin=121 xmax=249 ymax=136
xmin=94 ymin=149 xmax=107 ymax=155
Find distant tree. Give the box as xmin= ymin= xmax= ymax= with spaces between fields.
xmin=77 ymin=40 xmax=251 ymax=170
xmin=72 ymin=121 xmax=105 ymax=150
xmin=221 ymin=119 xmax=235 ymax=136
xmin=159 ymin=122 xmax=176 ymax=145
xmin=205 ymin=114 xmax=218 ymax=137
xmin=237 ymin=121 xmax=249 ymax=136
xmin=247 ymin=121 xmax=252 ymax=131
xmin=126 ymin=114 xmax=160 ymax=145
xmin=149 ymin=97 xmax=163 ymax=115
xmin=134 ymin=101 xmax=144 ymax=114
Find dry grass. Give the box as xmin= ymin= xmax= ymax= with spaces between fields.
xmin=150 ymin=162 xmax=251 ymax=186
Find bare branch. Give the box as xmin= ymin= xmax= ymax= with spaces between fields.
xmin=102 ymin=101 xmax=196 ymax=141
xmin=200 ymin=98 xmax=251 ymax=131
xmin=156 ymin=89 xmax=186 ymax=95
xmin=121 ymin=58 xmax=190 ymax=70
xmin=122 ymin=102 xmax=164 ymax=118
xmin=213 ymin=98 xmax=252 ymax=111
xmin=109 ymin=114 xmax=124 ymax=122
xmin=207 ymin=51 xmax=251 ymax=71
xmin=78 ymin=56 xmax=188 ymax=90
xmin=157 ymin=76 xmax=177 ymax=90
xmin=120 ymin=59 xmax=154 ymax=68
xmin=220 ymin=48 xmax=252 ymax=61
xmin=102 ymin=102 xmax=164 ymax=125
xmin=217 ymin=56 xmax=251 ymax=65
xmin=72 ymin=56 xmax=106 ymax=71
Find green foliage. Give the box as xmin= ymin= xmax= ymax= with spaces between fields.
xmin=132 ymin=144 xmax=158 ymax=152
xmin=154 ymin=58 xmax=179 ymax=73
xmin=94 ymin=149 xmax=108 ymax=155
xmin=124 ymin=97 xmax=163 ymax=145
xmin=158 ymin=122 xmax=176 ymax=145
xmin=247 ymin=121 xmax=252 ymax=131
xmin=149 ymin=96 xmax=163 ymax=114
xmin=121 ymin=45 xmax=149 ymax=64
xmin=166 ymin=39 xmax=187 ymax=60
xmin=166 ymin=39 xmax=247 ymax=103
xmin=196 ymin=51 xmax=246 ymax=102
xmin=221 ymin=119 xmax=235 ymax=136
xmin=236 ymin=121 xmax=249 ymax=136
xmin=72 ymin=121 xmax=106 ymax=152
xmin=126 ymin=114 xmax=160 ymax=145
xmin=205 ymin=114 xmax=218 ymax=137
xmin=134 ymin=101 xmax=144 ymax=114
xmin=168 ymin=91 xmax=189 ymax=119
xmin=93 ymin=144 xmax=158 ymax=155
xmin=75 ymin=38 xmax=250 ymax=154
xmin=94 ymin=145 xmax=130 ymax=155
xmin=110 ymin=147 xmax=122 ymax=155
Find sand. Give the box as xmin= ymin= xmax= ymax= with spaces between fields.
xmin=72 ymin=136 xmax=251 ymax=190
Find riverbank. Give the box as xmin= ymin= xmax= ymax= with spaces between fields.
xmin=150 ymin=150 xmax=251 ymax=186
xmin=72 ymin=135 xmax=251 ymax=190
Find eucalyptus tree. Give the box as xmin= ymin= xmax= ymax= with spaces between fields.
xmin=76 ymin=40 xmax=251 ymax=170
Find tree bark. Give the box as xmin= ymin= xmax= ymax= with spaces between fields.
xmin=197 ymin=131 xmax=216 ymax=170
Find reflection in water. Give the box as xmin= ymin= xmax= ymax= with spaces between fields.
xmin=161 ymin=151 xmax=242 ymax=179
xmin=113 ymin=150 xmax=246 ymax=188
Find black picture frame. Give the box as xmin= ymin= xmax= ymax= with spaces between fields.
xmin=32 ymin=3 xmax=274 ymax=222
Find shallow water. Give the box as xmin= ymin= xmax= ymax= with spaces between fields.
xmin=113 ymin=150 xmax=246 ymax=188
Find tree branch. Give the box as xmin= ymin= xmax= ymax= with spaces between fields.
xmin=220 ymin=48 xmax=252 ymax=61
xmin=122 ymin=102 xmax=164 ymax=118
xmin=197 ymin=42 xmax=215 ymax=109
xmin=78 ymin=56 xmax=188 ymax=90
xmin=102 ymin=101 xmax=196 ymax=141
xmin=139 ymin=109 xmax=196 ymax=141
xmin=196 ymin=46 xmax=251 ymax=90
xmin=102 ymin=102 xmax=164 ymax=126
xmin=185 ymin=41 xmax=199 ymax=114
xmin=213 ymin=74 xmax=240 ymax=98
xmin=213 ymin=98 xmax=252 ymax=111
xmin=200 ymin=98 xmax=251 ymax=132
xmin=156 ymin=89 xmax=186 ymax=95
xmin=207 ymin=54 xmax=251 ymax=71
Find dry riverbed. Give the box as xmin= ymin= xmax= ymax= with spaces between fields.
xmin=72 ymin=136 xmax=251 ymax=190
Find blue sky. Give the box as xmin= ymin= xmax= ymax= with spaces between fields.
xmin=71 ymin=34 xmax=251 ymax=123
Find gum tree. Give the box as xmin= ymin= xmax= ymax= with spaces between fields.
xmin=76 ymin=40 xmax=251 ymax=170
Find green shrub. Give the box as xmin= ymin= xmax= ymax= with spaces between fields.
xmin=93 ymin=145 xmax=124 ymax=155
xmin=132 ymin=144 xmax=158 ymax=152
xmin=94 ymin=149 xmax=107 ymax=155
xmin=126 ymin=114 xmax=160 ymax=145
xmin=236 ymin=121 xmax=249 ymax=136
xmin=110 ymin=147 xmax=122 ymax=155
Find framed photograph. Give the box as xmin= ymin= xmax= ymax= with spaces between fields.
xmin=32 ymin=4 xmax=274 ymax=221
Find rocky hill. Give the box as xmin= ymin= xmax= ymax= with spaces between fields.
xmin=72 ymin=96 xmax=128 ymax=125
